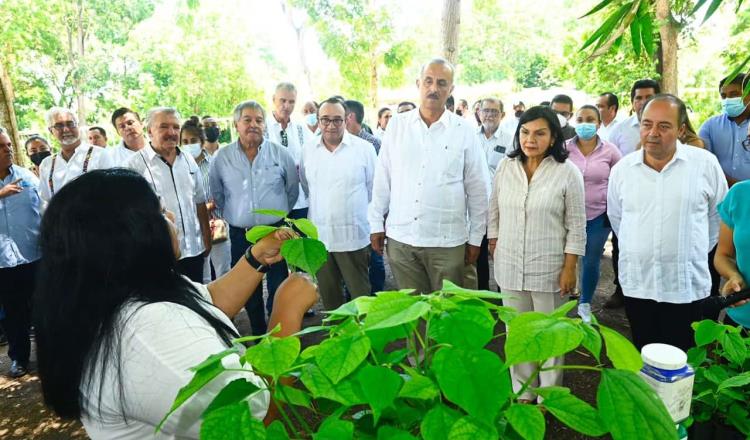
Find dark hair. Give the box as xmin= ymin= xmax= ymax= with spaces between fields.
xmin=318 ymin=96 xmax=348 ymax=116
xmin=398 ymin=101 xmax=416 ymax=110
xmin=88 ymin=126 xmax=107 ymax=138
xmin=446 ymin=95 xmax=455 ymax=109
xmin=459 ymin=99 xmax=468 ymax=107
xmin=551 ymin=94 xmax=573 ymax=110
xmin=719 ymin=73 xmax=748 ymax=92
xmin=202 ymin=115 xmax=212 ymax=120
xmin=344 ymin=100 xmax=365 ymax=124
xmin=507 ymin=106 xmax=568 ymax=163
xmin=377 ymin=107 xmax=391 ymax=119
xmin=34 ymin=169 xmax=238 ymax=419
xmin=539 ymin=101 xmax=551 ymax=107
xmin=110 ymin=107 xmax=140 ymax=129
xmin=599 ymin=92 xmax=619 ymax=113
xmin=180 ymin=116 xmax=205 ymax=145
xmin=24 ymin=135 xmax=50 ymax=151
xmin=577 ymin=104 xmax=601 ymax=123
xmin=630 ymin=79 xmax=661 ymax=102
xmin=641 ymin=93 xmax=689 ymax=127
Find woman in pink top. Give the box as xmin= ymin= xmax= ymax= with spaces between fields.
xmin=565 ymin=105 xmax=622 ymax=322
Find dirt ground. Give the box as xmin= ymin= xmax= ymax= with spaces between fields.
xmin=0 ymin=241 xmax=629 ymax=439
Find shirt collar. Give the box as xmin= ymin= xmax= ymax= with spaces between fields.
xmin=410 ymin=107 xmax=453 ymax=128
xmin=317 ymin=131 xmax=353 ymax=150
xmin=476 ymin=125 xmax=501 ymax=139
xmin=566 ymin=136 xmax=604 ymax=151
xmin=632 ymin=140 xmax=688 ymax=167
xmin=627 ymin=114 xmax=640 ymax=127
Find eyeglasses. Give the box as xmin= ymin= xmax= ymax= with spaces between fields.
xmin=319 ymin=117 xmax=344 ymax=127
xmin=554 ymin=110 xmax=573 ymax=119
xmin=481 ymin=109 xmax=501 ymax=116
xmin=51 ymin=121 xmax=78 ymax=131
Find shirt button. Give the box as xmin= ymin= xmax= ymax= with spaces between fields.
xmin=414 ymin=217 xmax=418 ymax=220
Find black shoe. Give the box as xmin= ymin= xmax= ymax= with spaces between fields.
xmin=604 ymin=291 xmax=624 ymax=309
xmin=9 ymin=361 xmax=28 ymax=378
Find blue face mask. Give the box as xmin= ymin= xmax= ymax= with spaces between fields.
xmin=575 ymin=122 xmax=598 ymax=140
xmin=305 ymin=113 xmax=318 ymax=127
xmin=182 ymin=143 xmax=202 ymax=158
xmin=722 ymin=97 xmax=748 ymax=118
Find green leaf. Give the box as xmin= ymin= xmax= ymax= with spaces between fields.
xmin=203 ymin=378 xmax=262 ymax=415
xmin=429 ymin=303 xmax=495 ymax=349
xmin=701 ymin=0 xmax=724 ymax=24
xmin=579 ymin=0 xmax=614 ymax=18
xmin=376 ymin=426 xmax=417 ymax=440
xmin=290 ymin=217 xmax=319 ymax=239
xmin=355 ymin=365 xmax=403 ymax=424
xmin=200 ymin=402 xmax=265 ymax=440
xmin=316 ymin=333 xmax=371 ymax=384
xmin=314 ymin=418 xmax=354 ymax=440
xmin=420 ymin=404 xmax=462 ymax=440
xmin=692 ymin=319 xmax=726 ymax=347
xmin=234 ymin=324 xmax=281 ymax=344
xmin=720 ymin=331 xmax=748 ymax=365
xmin=505 ymin=313 xmax=584 ymax=365
xmin=293 ymin=325 xmax=331 ymax=337
xmin=506 ymin=404 xmax=545 ymax=440
xmin=597 ymin=369 xmax=676 ymax=440
xmin=300 ymin=364 xmax=364 ymax=406
xmin=245 ymin=225 xmax=279 ymax=244
xmin=691 ymin=0 xmax=710 ymax=15
xmin=275 ymin=383 xmax=312 ymax=409
xmin=244 ymin=336 xmax=300 ymax=380
xmin=364 ymin=291 xmax=431 ymax=330
xmin=432 ymin=347 xmax=511 ymax=421
xmin=600 ymin=325 xmax=642 ymax=372
xmin=579 ymin=322 xmax=602 ymax=361
xmin=727 ymin=404 xmax=750 ymax=435
xmin=718 ymin=371 xmax=750 ymax=391
xmin=253 ymin=208 xmax=288 ymax=218
xmin=281 ymin=238 xmax=328 ymax=276
xmin=640 ymin=11 xmax=655 ymax=57
xmin=267 ymin=420 xmax=290 ymax=440
xmin=441 ymin=279 xmax=510 ymax=300
xmin=447 ymin=416 xmax=499 ymax=440
xmin=686 ymin=346 xmax=707 ymax=367
xmin=367 ymin=324 xmax=412 ymax=355
xmin=581 ymin=2 xmax=633 ymax=51
xmin=157 ymin=347 xmax=237 ymax=430
xmin=629 ymin=15 xmax=641 ymax=57
xmin=550 ymin=299 xmax=578 ymax=317
xmin=537 ymin=387 xmax=607 ymax=436
xmin=398 ymin=372 xmax=440 ymax=400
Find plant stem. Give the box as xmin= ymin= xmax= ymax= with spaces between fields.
xmin=539 ymin=364 xmax=602 ymax=372
xmin=273 ymin=395 xmax=298 ymax=436
xmin=514 ymin=364 xmax=541 ymax=400
xmin=278 ymin=385 xmax=314 ymax=435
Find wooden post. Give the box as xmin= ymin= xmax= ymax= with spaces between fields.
xmin=441 ymin=0 xmax=461 ymax=64
xmin=655 ymin=0 xmax=678 ymax=95
xmin=0 ymin=61 xmax=24 ymax=165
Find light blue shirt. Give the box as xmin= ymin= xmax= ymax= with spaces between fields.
xmin=0 ymin=165 xmax=42 ymax=268
xmin=209 ymin=139 xmax=299 ymax=228
xmin=699 ymin=113 xmax=750 ymax=181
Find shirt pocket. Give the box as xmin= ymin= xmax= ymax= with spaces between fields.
xmin=261 ymin=163 xmax=285 ymax=189
xmin=441 ymin=147 xmax=464 ymax=181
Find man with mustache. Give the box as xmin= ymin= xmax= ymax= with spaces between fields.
xmin=126 ymin=107 xmax=212 ymax=283
xmin=607 ymin=94 xmax=727 ymax=352
xmin=369 ymin=58 xmax=490 ymax=293
xmin=109 ymin=107 xmax=147 ymax=167
xmin=38 ymin=107 xmax=110 ymax=202
xmin=209 ymin=100 xmax=298 ymax=336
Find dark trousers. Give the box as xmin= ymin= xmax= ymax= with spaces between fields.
xmin=288 ymin=208 xmax=308 ymax=220
xmin=704 ymin=246 xmax=722 ymax=321
xmin=229 ymin=225 xmax=288 ymax=336
xmin=0 ymin=261 xmax=37 ymax=366
xmin=477 ymin=235 xmax=490 ymax=291
xmin=369 ymin=250 xmax=385 ymax=293
xmin=177 ymin=254 xmax=205 ymax=283
xmin=611 ymin=232 xmax=623 ymax=296
xmin=623 ymin=296 xmax=703 ymax=352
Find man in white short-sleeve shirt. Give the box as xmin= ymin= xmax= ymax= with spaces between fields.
xmin=108 ymin=107 xmax=147 ymax=167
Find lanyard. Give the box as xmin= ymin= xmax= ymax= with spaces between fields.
xmin=48 ymin=147 xmax=94 ymax=196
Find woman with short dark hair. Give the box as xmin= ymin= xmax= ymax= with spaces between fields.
xmin=488 ymin=106 xmax=586 ymax=403
xmin=34 ymin=168 xmax=317 ymax=439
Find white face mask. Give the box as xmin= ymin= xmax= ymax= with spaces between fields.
xmin=557 ymin=113 xmax=568 ymax=128
xmin=182 ymin=143 xmax=202 ymax=158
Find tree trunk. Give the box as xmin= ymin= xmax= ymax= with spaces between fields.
xmin=281 ymin=1 xmax=315 ymax=96
xmin=75 ymin=0 xmax=86 ymax=123
xmin=655 ymin=0 xmax=678 ymax=94
xmin=370 ymin=57 xmax=378 ymax=109
xmin=0 ymin=61 xmax=24 ymax=166
xmin=441 ymin=0 xmax=461 ymax=64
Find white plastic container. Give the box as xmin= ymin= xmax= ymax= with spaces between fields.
xmin=639 ymin=343 xmax=695 ymax=423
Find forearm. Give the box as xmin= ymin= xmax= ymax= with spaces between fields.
xmin=714 ymin=252 xmax=742 ymax=281
xmin=197 ymin=204 xmax=211 ymax=249
xmin=207 ymin=256 xmax=264 ymax=318
xmin=562 ymin=253 xmax=578 ymax=271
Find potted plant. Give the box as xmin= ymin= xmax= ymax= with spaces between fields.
xmin=686 ymin=319 xmax=750 ymax=439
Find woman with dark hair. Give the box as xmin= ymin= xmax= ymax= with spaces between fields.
xmin=487 ymin=106 xmax=586 ymax=403
xmin=374 ymin=107 xmax=392 ymax=140
xmin=565 ymin=105 xmax=621 ymax=323
xmin=34 ymin=168 xmax=317 ymax=439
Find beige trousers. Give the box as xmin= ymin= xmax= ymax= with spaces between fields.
xmin=386 ymin=238 xmax=465 ymax=293
xmin=317 ymin=245 xmax=371 ymax=310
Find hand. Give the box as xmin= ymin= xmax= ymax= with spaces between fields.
xmin=722 ymin=274 xmax=748 ymax=308
xmin=488 ymin=238 xmax=497 ymax=257
xmin=251 ymin=227 xmax=296 ymax=266
xmin=274 ymin=273 xmax=320 ymax=317
xmin=0 ymin=179 xmax=23 ymax=199
xmin=465 ymin=244 xmax=481 ymax=265
xmin=559 ymin=265 xmax=577 ymax=297
xmin=371 ymin=232 xmax=385 ymax=256
xmin=206 ymin=201 xmax=216 ymax=212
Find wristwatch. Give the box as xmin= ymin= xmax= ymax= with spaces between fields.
xmin=244 ymin=245 xmax=269 ymax=273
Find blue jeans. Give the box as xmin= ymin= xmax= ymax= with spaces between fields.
xmin=369 ymin=249 xmax=385 ymax=293
xmin=579 ymin=213 xmax=611 ymax=304
xmin=229 ymin=225 xmax=288 ymax=336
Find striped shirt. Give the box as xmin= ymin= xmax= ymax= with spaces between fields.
xmin=488 ymin=156 xmax=586 ymax=292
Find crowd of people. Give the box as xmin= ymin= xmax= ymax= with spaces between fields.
xmin=1 ymin=56 xmax=749 ymax=437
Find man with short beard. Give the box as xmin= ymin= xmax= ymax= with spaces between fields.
xmin=108 ymin=107 xmax=146 ymax=167
xmin=38 ymin=107 xmax=109 ymax=202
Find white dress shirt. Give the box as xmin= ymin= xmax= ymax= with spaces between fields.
xmin=38 ymin=143 xmax=110 ymax=202
xmin=266 ymin=117 xmax=314 ymax=210
xmin=368 ymin=108 xmax=490 ymax=247
xmin=127 ymin=145 xmax=207 ymax=259
xmin=477 ymin=124 xmax=514 ymax=179
xmin=607 ymin=143 xmax=728 ymax=303
xmin=608 ymin=114 xmax=640 ymax=156
xmin=300 ymin=132 xmax=377 ymax=252
xmin=107 ymin=140 xmax=141 ymax=167
xmin=598 ymin=114 xmax=623 ymax=143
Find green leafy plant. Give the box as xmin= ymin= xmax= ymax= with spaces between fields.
xmin=686 ymin=320 xmax=750 ymax=437
xmin=163 ymin=280 xmax=677 ymax=439
xmin=244 ymin=209 xmax=328 ymax=278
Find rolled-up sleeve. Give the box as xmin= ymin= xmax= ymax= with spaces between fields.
xmin=563 ymin=166 xmax=586 ymax=256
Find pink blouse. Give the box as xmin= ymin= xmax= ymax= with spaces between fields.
xmin=566 ymin=136 xmax=622 ymax=220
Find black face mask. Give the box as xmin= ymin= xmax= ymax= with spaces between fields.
xmin=205 ymin=126 xmax=221 ymax=143
xmin=30 ymin=151 xmax=51 ymax=166
xmin=515 ymin=110 xmax=524 ymax=118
